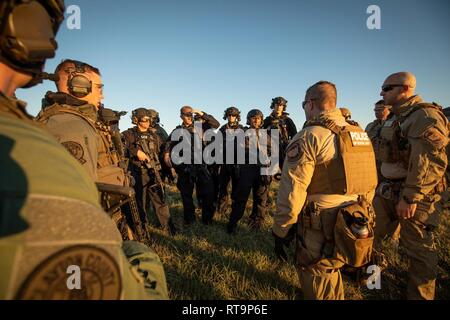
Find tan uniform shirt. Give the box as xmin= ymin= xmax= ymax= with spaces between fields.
xmin=273 ymin=109 xmax=361 ymax=238
xmin=380 ymin=95 xmax=449 ymax=202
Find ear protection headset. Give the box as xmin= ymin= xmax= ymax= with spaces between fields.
xmin=65 ymin=60 xmax=93 ymax=98
xmin=0 ymin=0 xmax=65 ymax=88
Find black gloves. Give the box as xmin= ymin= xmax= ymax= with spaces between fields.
xmin=272 ymin=226 xmax=296 ymax=262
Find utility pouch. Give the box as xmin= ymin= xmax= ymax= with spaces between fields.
xmin=376 ymin=180 xmax=402 ymax=202
xmin=333 ymin=202 xmax=374 ymax=267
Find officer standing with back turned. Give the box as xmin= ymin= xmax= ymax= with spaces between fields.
xmin=272 ymin=81 xmax=378 ymax=300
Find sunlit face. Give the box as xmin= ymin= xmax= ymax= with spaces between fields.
xmin=138 ymin=117 xmax=150 ymax=131
xmin=56 ymin=68 xmax=104 ymax=109
xmin=228 ymin=114 xmax=237 ymax=124
xmin=180 ymin=107 xmax=193 ymax=126
xmin=250 ymin=116 xmax=262 ymax=128
xmin=302 ymin=98 xmax=315 ymax=120
xmin=274 ymin=104 xmax=284 ymax=115
xmin=374 ymin=104 xmax=390 ymax=121
xmin=85 ymin=72 xmax=104 ymax=109
xmin=380 ymin=78 xmax=406 ymax=106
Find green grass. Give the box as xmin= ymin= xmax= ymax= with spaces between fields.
xmin=145 ymin=183 xmax=450 ymax=300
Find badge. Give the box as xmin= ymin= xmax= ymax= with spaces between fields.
xmin=62 ymin=141 xmax=86 ymax=164
xmin=286 ymin=142 xmax=301 ymax=163
xmin=16 ymin=245 xmax=122 ymax=300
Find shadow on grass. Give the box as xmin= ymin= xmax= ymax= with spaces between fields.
xmin=149 ymin=210 xmax=296 ymax=299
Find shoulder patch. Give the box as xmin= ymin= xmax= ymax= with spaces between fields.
xmin=286 ymin=141 xmax=301 ymax=163
xmin=62 ymin=141 xmax=86 ymax=164
xmin=423 ymin=127 xmax=448 ymax=149
xmin=16 ymin=245 xmax=122 ymax=300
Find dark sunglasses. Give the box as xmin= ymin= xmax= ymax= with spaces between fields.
xmin=302 ymin=98 xmax=316 ymax=109
xmin=181 ymin=112 xmax=193 ymax=117
xmin=381 ymin=84 xmax=405 ymax=92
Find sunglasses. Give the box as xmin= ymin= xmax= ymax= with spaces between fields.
xmin=301 ymin=98 xmax=316 ymax=109
xmin=381 ymin=84 xmax=405 ymax=92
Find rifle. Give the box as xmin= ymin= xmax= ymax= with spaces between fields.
xmin=96 ymin=182 xmax=150 ymax=243
xmin=136 ymin=137 xmax=165 ymax=196
xmin=111 ymin=129 xmax=129 ymax=170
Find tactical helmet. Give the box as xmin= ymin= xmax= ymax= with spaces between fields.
xmin=147 ymin=108 xmax=160 ymax=123
xmin=132 ymin=108 xmax=150 ymax=124
xmin=223 ymin=106 xmax=241 ymax=121
xmin=147 ymin=108 xmax=161 ymax=127
xmin=270 ymin=96 xmax=288 ymax=109
xmin=99 ymin=108 xmax=126 ymax=126
xmin=246 ymin=109 xmax=264 ymax=126
xmin=0 ymin=0 xmax=65 ymax=87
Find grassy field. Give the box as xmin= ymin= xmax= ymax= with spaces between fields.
xmin=146 ymin=182 xmax=450 ymax=300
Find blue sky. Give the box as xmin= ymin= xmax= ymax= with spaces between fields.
xmin=17 ymin=0 xmax=450 ymax=132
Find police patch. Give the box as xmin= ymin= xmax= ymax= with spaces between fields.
xmin=16 ymin=245 xmax=122 ymax=300
xmin=62 ymin=141 xmax=86 ymax=164
xmin=286 ymin=142 xmax=301 ymax=163
xmin=349 ymin=131 xmax=371 ymax=147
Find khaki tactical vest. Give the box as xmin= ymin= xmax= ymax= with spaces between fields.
xmin=378 ymin=103 xmax=446 ymax=166
xmin=37 ymin=103 xmax=122 ymax=176
xmin=305 ymin=118 xmax=378 ymax=196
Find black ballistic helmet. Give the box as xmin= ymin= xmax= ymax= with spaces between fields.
xmin=147 ymin=108 xmax=160 ymax=124
xmin=132 ymin=108 xmax=150 ymax=124
xmin=270 ymin=96 xmax=288 ymax=109
xmin=223 ymin=106 xmax=241 ymax=121
xmin=246 ymin=109 xmax=263 ymax=126
xmin=99 ymin=107 xmax=126 ymax=126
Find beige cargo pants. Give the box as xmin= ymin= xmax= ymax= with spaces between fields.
xmin=373 ymin=193 xmax=439 ymax=300
xmin=296 ymin=207 xmax=345 ymax=300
